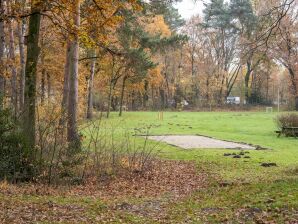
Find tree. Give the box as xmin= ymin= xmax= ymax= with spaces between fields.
xmin=67 ymin=0 xmax=80 ymax=145
xmin=23 ymin=0 xmax=42 ymax=151
xmin=7 ymin=0 xmax=18 ymax=115
xmin=18 ymin=18 xmax=26 ymax=109
xmin=0 ymin=0 xmax=5 ymax=108
xmin=86 ymin=50 xmax=96 ymax=119
xmin=271 ymin=5 xmax=298 ymax=110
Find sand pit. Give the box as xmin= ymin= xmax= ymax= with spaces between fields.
xmin=147 ymin=135 xmax=255 ymax=150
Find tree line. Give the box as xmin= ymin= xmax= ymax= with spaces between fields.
xmin=0 ymin=0 xmax=297 ymax=156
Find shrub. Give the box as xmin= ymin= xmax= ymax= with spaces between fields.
xmin=276 ymin=113 xmax=298 ymax=129
xmin=276 ymin=113 xmax=298 ymax=137
xmin=0 ymin=109 xmax=34 ymax=182
xmin=35 ymin=104 xmax=85 ymax=184
xmin=81 ymin=119 xmax=159 ymax=181
xmin=0 ymin=105 xmax=158 ymax=185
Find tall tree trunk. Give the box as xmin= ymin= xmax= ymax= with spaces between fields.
xmin=206 ymin=76 xmax=210 ymax=104
xmin=8 ymin=5 xmax=18 ymax=115
xmin=18 ymin=18 xmax=26 ymax=110
xmin=106 ymin=57 xmax=117 ymax=119
xmin=288 ymin=67 xmax=298 ymax=111
xmin=61 ymin=41 xmax=71 ymax=119
xmin=106 ymin=80 xmax=113 ymax=118
xmin=40 ymin=52 xmax=46 ymax=104
xmin=143 ymin=80 xmax=149 ymax=109
xmin=0 ymin=0 xmax=5 ymax=108
xmin=244 ymin=61 xmax=252 ymax=104
xmin=23 ymin=1 xmax=42 ymax=151
xmin=119 ymin=76 xmax=127 ymax=117
xmin=87 ymin=52 xmax=95 ymax=119
xmin=67 ymin=0 xmax=80 ymax=144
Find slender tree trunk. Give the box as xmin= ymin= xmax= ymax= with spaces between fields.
xmin=288 ymin=67 xmax=298 ymax=111
xmin=143 ymin=80 xmax=149 ymax=109
xmin=106 ymin=57 xmax=117 ymax=119
xmin=0 ymin=0 xmax=5 ymax=108
xmin=119 ymin=76 xmax=127 ymax=117
xmin=40 ymin=53 xmax=46 ymax=104
xmin=87 ymin=52 xmax=95 ymax=119
xmin=23 ymin=2 xmax=42 ymax=151
xmin=18 ymin=18 xmax=26 ymax=110
xmin=67 ymin=0 xmax=80 ymax=144
xmin=61 ymin=41 xmax=71 ymax=118
xmin=244 ymin=61 xmax=252 ymax=104
xmin=206 ymin=75 xmax=210 ymax=105
xmin=107 ymin=80 xmax=113 ymax=118
xmin=8 ymin=6 xmax=18 ymax=114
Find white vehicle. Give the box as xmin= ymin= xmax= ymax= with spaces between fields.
xmin=181 ymin=100 xmax=189 ymax=106
xmin=226 ymin=96 xmax=240 ymax=105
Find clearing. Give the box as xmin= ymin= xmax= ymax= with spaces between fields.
xmin=1 ymin=111 xmax=298 ymax=223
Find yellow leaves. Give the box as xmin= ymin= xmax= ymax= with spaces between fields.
xmin=79 ymin=31 xmax=96 ymax=49
xmin=148 ymin=65 xmax=164 ymax=87
xmin=126 ymin=0 xmax=143 ymax=11
xmin=31 ymin=0 xmax=43 ymax=11
xmin=145 ymin=15 xmax=171 ymax=38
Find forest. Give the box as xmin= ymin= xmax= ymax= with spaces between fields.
xmin=0 ymin=0 xmax=298 ymax=223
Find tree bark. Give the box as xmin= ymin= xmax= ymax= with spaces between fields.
xmin=67 ymin=0 xmax=80 ymax=144
xmin=106 ymin=80 xmax=113 ymax=118
xmin=244 ymin=61 xmax=252 ymax=104
xmin=0 ymin=0 xmax=5 ymax=108
xmin=87 ymin=52 xmax=95 ymax=119
xmin=23 ymin=1 xmax=42 ymax=150
xmin=288 ymin=67 xmax=298 ymax=111
xmin=143 ymin=80 xmax=149 ymax=109
xmin=18 ymin=18 xmax=26 ymax=110
xmin=119 ymin=76 xmax=127 ymax=117
xmin=61 ymin=41 xmax=71 ymax=119
xmin=8 ymin=3 xmax=18 ymax=114
xmin=40 ymin=52 xmax=46 ymax=104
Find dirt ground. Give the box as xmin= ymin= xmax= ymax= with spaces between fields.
xmin=147 ymin=135 xmax=255 ymax=149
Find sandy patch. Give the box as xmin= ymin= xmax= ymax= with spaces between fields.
xmin=147 ymin=135 xmax=255 ymax=149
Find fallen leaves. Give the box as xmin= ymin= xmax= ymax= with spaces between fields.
xmin=0 ymin=159 xmax=208 ymax=223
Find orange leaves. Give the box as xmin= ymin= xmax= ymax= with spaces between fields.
xmin=145 ymin=15 xmax=171 ymax=38
xmin=0 ymin=160 xmax=208 ymax=223
xmin=148 ymin=65 xmax=164 ymax=87
xmin=128 ymin=0 xmax=143 ymax=11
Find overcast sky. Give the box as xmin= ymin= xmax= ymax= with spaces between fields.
xmin=174 ymin=0 xmax=205 ymax=19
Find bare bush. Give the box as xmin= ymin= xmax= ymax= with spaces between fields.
xmin=35 ymin=104 xmax=86 ymax=184
xmin=82 ymin=116 xmax=160 ymax=181
xmin=2 ymin=104 xmax=159 ymax=184
xmin=275 ymin=113 xmax=298 ymax=137
xmin=276 ymin=113 xmax=298 ymax=129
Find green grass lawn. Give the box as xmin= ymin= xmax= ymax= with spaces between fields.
xmin=2 ymin=111 xmax=298 ymax=223
xmin=103 ymin=111 xmax=298 ymax=180
xmin=92 ymin=111 xmax=298 ymax=222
